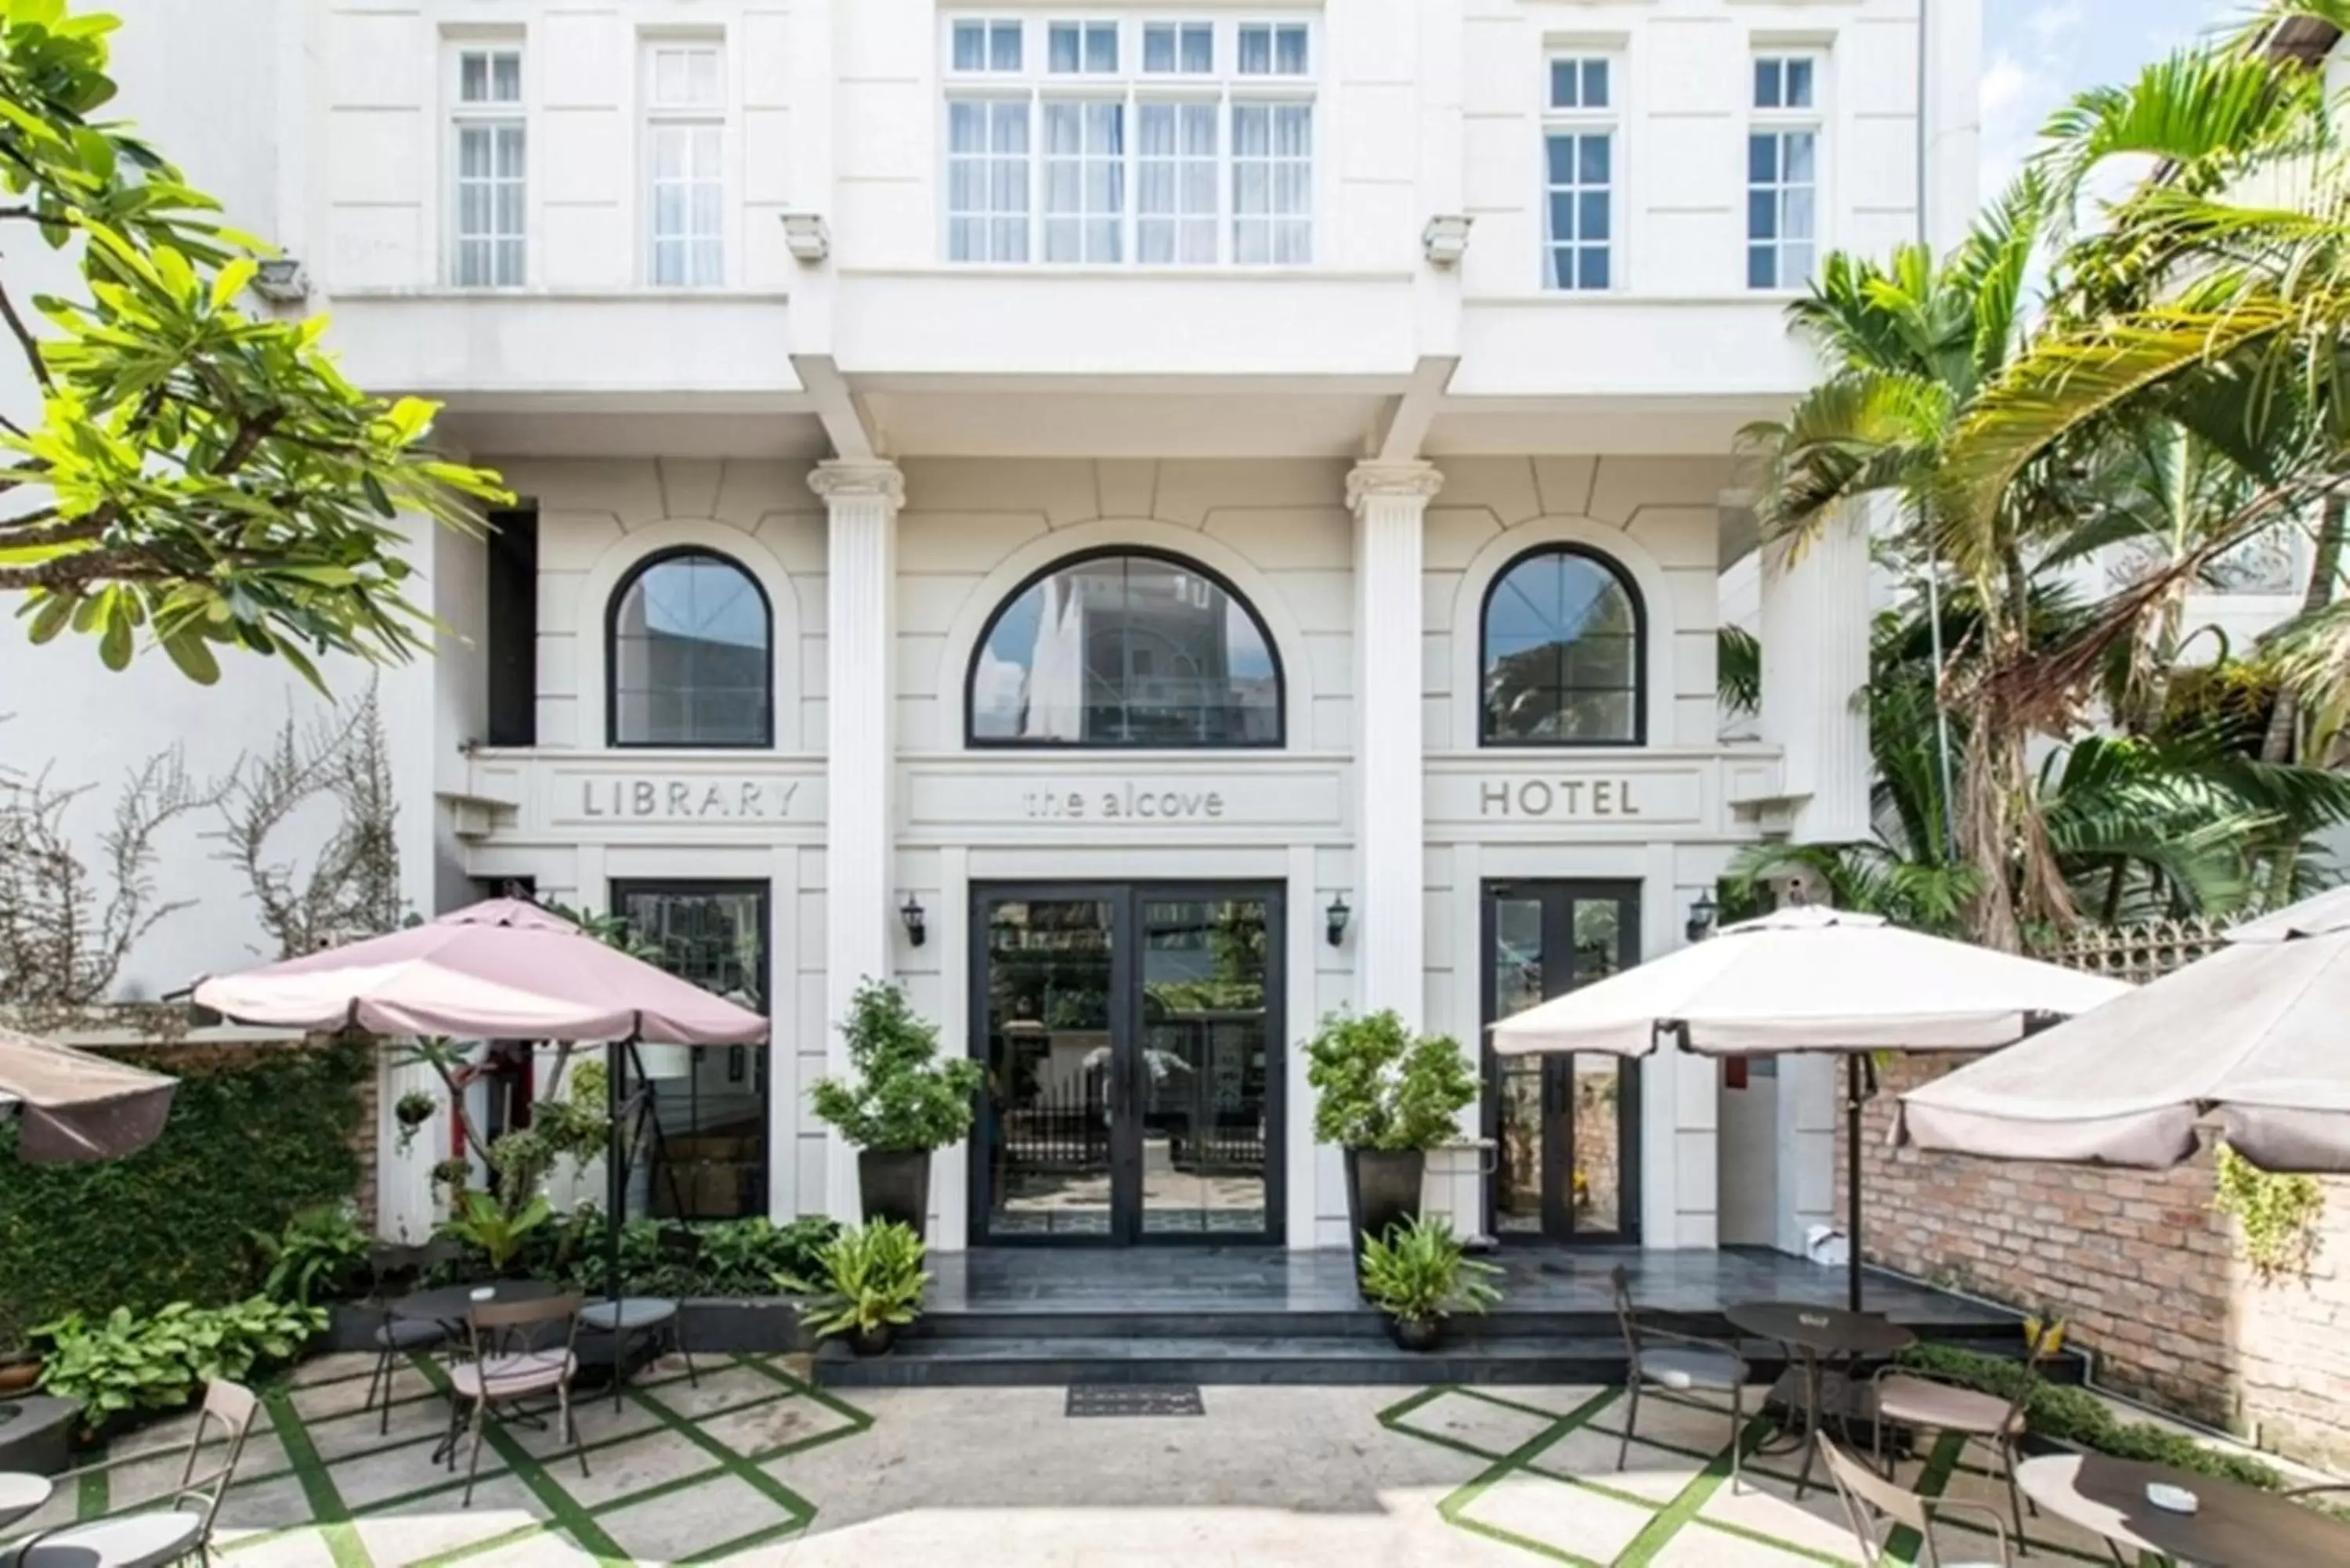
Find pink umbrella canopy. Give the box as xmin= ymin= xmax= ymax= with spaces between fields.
xmin=193 ymin=897 xmax=768 ymax=1045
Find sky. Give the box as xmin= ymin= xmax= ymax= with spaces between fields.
xmin=1979 ymin=0 xmax=2263 ymax=195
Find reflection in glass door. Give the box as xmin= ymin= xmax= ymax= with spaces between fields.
xmin=971 ymin=884 xmax=1284 ymax=1245
xmin=1481 ymin=881 xmax=1640 ymax=1243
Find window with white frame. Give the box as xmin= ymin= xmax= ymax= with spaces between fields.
xmin=450 ymin=45 xmax=525 ymax=287
xmin=1542 ymin=55 xmax=1614 ymax=291
xmin=1747 ymin=53 xmax=1819 ymax=290
xmin=942 ymin=15 xmax=1315 ymax=266
xmin=645 ymin=42 xmax=725 ymax=287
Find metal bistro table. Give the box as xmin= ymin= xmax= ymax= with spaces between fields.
xmin=2019 ymin=1452 xmax=2350 ymax=1567
xmin=389 ymin=1280 xmax=566 ymax=1465
xmin=1726 ymin=1299 xmax=1916 ymax=1498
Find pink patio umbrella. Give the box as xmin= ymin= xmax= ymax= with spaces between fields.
xmin=194 ymin=897 xmax=770 ymax=1300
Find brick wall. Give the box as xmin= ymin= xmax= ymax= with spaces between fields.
xmin=1853 ymin=1053 xmax=2350 ymax=1470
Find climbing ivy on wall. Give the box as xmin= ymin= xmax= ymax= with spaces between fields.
xmin=0 ymin=1036 xmax=369 ymax=1348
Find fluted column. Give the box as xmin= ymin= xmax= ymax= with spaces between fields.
xmin=1349 ymin=461 xmax=1442 ymax=1026
xmin=810 ymin=459 xmax=904 ymax=1223
xmin=1759 ymin=504 xmax=1871 ymax=843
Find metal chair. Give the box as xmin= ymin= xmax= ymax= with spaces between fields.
xmin=361 ymin=1243 xmax=446 ymax=1434
xmin=1609 ymin=1265 xmax=1752 ymax=1492
xmin=450 ymin=1294 xmax=589 ymax=1507
xmin=582 ymin=1228 xmax=700 ymax=1412
xmin=1871 ymin=1325 xmax=2058 ymax=1531
xmin=1817 ymin=1433 xmax=2012 ymax=1567
xmin=0 ymin=1379 xmax=258 ymax=1568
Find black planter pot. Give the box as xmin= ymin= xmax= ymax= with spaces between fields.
xmin=1343 ymin=1147 xmax=1426 ymax=1251
xmin=1387 ymin=1315 xmax=1443 ymax=1353
xmin=857 ymin=1149 xmax=931 ymax=1239
xmin=846 ymin=1323 xmax=898 ymax=1357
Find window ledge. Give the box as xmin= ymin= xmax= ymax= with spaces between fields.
xmin=847 ymin=265 xmax=1415 ymax=285
xmin=325 ymin=286 xmax=794 ymax=303
xmin=1465 ymin=291 xmax=1809 ymax=307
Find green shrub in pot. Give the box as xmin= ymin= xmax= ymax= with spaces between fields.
xmin=1303 ymin=1010 xmax=1480 ymax=1252
xmin=777 ymin=1219 xmax=928 ymax=1357
xmin=810 ymin=981 xmax=982 ymax=1237
xmin=1358 ymin=1215 xmax=1501 ymax=1351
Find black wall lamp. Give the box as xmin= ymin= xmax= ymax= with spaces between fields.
xmin=1685 ymin=891 xmax=1719 ymax=944
xmin=899 ymin=893 xmax=927 ymax=948
xmin=1325 ymin=894 xmax=1350 ymax=948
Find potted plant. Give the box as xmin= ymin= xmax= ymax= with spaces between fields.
xmin=777 ymin=1219 xmax=928 ymax=1357
xmin=1303 ymin=1010 xmax=1481 ymax=1258
xmin=438 ymin=1190 xmax=554 ymax=1277
xmin=809 ymin=980 xmax=983 ymax=1239
xmin=1359 ymin=1215 xmax=1502 ymax=1351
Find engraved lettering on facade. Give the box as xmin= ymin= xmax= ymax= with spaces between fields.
xmin=1478 ymin=777 xmax=1645 ymax=819
xmin=577 ymin=778 xmax=803 ymax=821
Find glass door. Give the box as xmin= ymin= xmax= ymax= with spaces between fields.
xmin=971 ymin=883 xmax=1284 ymax=1245
xmin=1481 ymin=880 xmax=1641 ymax=1243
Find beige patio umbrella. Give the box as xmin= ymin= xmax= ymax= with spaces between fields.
xmin=0 ymin=1024 xmax=176 ymax=1164
xmin=1896 ymin=887 xmax=2350 ymax=1172
xmin=1493 ymin=905 xmax=2130 ymax=1306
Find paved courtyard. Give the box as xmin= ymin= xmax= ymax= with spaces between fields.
xmin=10 ymin=1353 xmax=2156 ymax=1566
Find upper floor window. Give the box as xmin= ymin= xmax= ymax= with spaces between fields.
xmin=450 ymin=45 xmax=525 ymax=287
xmin=943 ymin=15 xmax=1316 ymax=267
xmin=1748 ymin=54 xmax=1820 ymax=291
xmin=645 ymin=42 xmax=725 ymax=287
xmin=1542 ymin=55 xmax=1614 ymax=291
xmin=969 ymin=550 xmax=1283 ymax=747
xmin=1481 ymin=546 xmax=1644 ymax=746
xmin=609 ymin=549 xmax=772 ymax=748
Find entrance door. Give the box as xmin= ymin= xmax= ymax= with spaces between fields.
xmin=970 ymin=883 xmax=1285 ymax=1245
xmin=1482 ymin=881 xmax=1641 ymax=1243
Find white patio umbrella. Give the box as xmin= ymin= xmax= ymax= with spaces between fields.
xmin=1896 ymin=886 xmax=2350 ymax=1173
xmin=1492 ymin=905 xmax=2130 ymax=1307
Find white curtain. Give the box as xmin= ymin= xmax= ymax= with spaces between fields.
xmin=1231 ymin=103 xmax=1311 ymax=265
xmin=1138 ymin=102 xmax=1217 ymax=263
xmin=1043 ymin=100 xmax=1123 ymax=262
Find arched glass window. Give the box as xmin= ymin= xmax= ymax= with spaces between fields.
xmin=608 ymin=549 xmax=773 ymax=747
xmin=1480 ymin=545 xmax=1644 ymax=746
xmin=968 ymin=551 xmax=1283 ymax=747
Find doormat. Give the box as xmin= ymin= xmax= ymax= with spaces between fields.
xmin=1065 ymin=1383 xmax=1205 ymax=1418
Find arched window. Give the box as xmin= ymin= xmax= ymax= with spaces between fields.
xmin=608 ymin=549 xmax=773 ymax=748
xmin=1480 ymin=544 xmax=1644 ymax=746
xmin=967 ymin=550 xmax=1284 ymax=748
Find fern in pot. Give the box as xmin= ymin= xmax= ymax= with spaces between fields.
xmin=1303 ymin=1010 xmax=1480 ymax=1260
xmin=778 ymin=1220 xmax=929 ymax=1357
xmin=1360 ymin=1216 xmax=1501 ymax=1351
xmin=810 ymin=981 xmax=982 ymax=1239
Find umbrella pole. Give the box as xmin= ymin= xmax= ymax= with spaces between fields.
xmin=605 ymin=1035 xmax=627 ymax=1306
xmin=1846 ymin=1053 xmax=1864 ymax=1313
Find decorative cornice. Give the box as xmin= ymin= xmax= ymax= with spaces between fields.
xmin=1346 ymin=462 xmax=1444 ymax=509
xmin=807 ymin=460 xmax=906 ymax=508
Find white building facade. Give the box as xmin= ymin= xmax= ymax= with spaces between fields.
xmin=4 ymin=0 xmax=1978 ymax=1258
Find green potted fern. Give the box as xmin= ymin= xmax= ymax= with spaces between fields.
xmin=1359 ymin=1215 xmax=1502 ymax=1351
xmin=1303 ymin=1010 xmax=1480 ymax=1258
xmin=778 ymin=1220 xmax=929 ymax=1357
xmin=810 ymin=980 xmax=982 ymax=1239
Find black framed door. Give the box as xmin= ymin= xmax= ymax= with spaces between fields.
xmin=1481 ymin=880 xmax=1641 ymax=1244
xmin=969 ymin=883 xmax=1285 ymax=1246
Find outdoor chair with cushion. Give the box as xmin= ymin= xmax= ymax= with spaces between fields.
xmin=582 ymin=1228 xmax=700 ymax=1411
xmin=362 ymin=1243 xmax=446 ymax=1434
xmin=1871 ymin=1323 xmax=2058 ymax=1530
xmin=0 ymin=1378 xmax=258 ymax=1568
xmin=450 ymin=1294 xmax=589 ymax=1507
xmin=1609 ymin=1265 xmax=1752 ymax=1493
xmin=1818 ymin=1433 xmax=2012 ymax=1567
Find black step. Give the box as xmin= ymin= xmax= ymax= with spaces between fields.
xmin=815 ymin=1332 xmax=1639 ymax=1389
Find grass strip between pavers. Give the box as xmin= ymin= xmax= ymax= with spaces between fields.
xmin=406 ymin=1348 xmax=634 ymax=1566
xmin=1882 ymin=1429 xmax=1964 ymax=1564
xmin=1433 ymin=1386 xmax=1626 ymax=1568
xmin=267 ymin=1385 xmax=379 ymax=1568
xmin=1596 ymin=1406 xmax=1779 ymax=1568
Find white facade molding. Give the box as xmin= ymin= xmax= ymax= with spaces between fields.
xmin=1758 ymin=506 xmax=1871 ymax=842
xmin=815 ymin=457 xmax=905 ymax=1223
xmin=570 ymin=515 xmax=807 ymax=752
xmin=1350 ymin=461 xmax=1439 ymax=1026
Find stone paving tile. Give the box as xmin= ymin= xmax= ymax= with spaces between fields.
xmin=1455 ymin=1469 xmax=1660 ymax=1562
xmin=1697 ymin=1469 xmax=1868 ymax=1562
xmin=636 ymin=1364 xmax=782 ymax=1419
xmin=110 ymin=1426 xmax=295 ymax=1503
xmin=455 ymin=1526 xmax=599 ymax=1567
xmin=1651 ymin=1519 xmax=1854 ymax=1566
xmin=507 ymin=1391 xmax=662 ymax=1458
xmin=349 ymin=1473 xmax=550 ymax=1565
xmin=211 ymin=1472 xmax=321 ymax=1537
xmin=552 ymin=1424 xmax=725 ymax=1508
xmin=1590 ymin=1386 xmax=1754 ymax=1458
xmin=690 ymin=1390 xmax=859 ymax=1458
xmin=305 ymin=1396 xmax=454 ymax=1463
xmin=215 ymin=1524 xmax=344 ymax=1567
xmin=291 ymin=1364 xmax=434 ymax=1423
xmin=594 ymin=1472 xmax=794 ymax=1563
xmin=329 ymin=1430 xmax=503 ymax=1510
xmin=1534 ymin=1422 xmax=1712 ymax=1504
xmin=1389 ymin=1388 xmax=1561 ymax=1459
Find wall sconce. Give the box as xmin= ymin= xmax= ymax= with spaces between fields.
xmin=780 ymin=212 xmax=832 ymax=262
xmin=899 ymin=893 xmax=927 ymax=948
xmin=1685 ymin=891 xmax=1719 ymax=945
xmin=1325 ymin=894 xmax=1350 ymax=948
xmin=251 ymin=257 xmax=310 ymax=303
xmin=1420 ymin=214 xmax=1473 ymax=267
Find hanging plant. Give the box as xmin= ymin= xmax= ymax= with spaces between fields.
xmin=2214 ymin=1142 xmax=2326 ymax=1284
xmin=392 ymin=1090 xmax=438 ymax=1154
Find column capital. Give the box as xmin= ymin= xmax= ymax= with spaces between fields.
xmin=1346 ymin=461 xmax=1444 ymax=510
xmin=808 ymin=459 xmax=906 ymax=508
